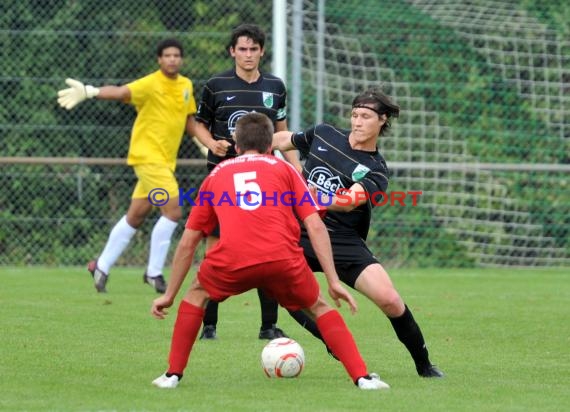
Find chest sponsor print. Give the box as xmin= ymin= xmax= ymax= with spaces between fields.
xmin=227 ymin=110 xmax=250 ymax=133
xmin=307 ymin=166 xmax=344 ymax=194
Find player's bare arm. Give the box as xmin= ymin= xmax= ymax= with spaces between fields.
xmin=185 ymin=115 xmax=199 ymax=136
xmin=151 ymin=228 xmax=202 ymax=319
xmin=272 ymin=130 xmax=296 ymax=152
xmin=57 ymin=78 xmax=133 ymax=110
xmin=275 ymin=120 xmax=302 ymax=173
xmin=303 ymin=213 xmax=358 ymax=314
xmin=185 ymin=116 xmax=209 ymax=157
xmin=323 ymin=183 xmax=368 ymax=212
xmin=193 ymin=121 xmax=232 ymax=157
xmin=96 ymin=85 xmax=131 ymax=102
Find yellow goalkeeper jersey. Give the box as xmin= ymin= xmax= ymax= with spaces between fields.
xmin=126 ymin=70 xmax=197 ymax=171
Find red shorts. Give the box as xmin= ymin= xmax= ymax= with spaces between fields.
xmin=197 ymin=257 xmax=320 ymax=311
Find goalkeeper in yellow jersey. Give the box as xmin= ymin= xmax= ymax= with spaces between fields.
xmin=57 ymin=38 xmax=198 ymax=293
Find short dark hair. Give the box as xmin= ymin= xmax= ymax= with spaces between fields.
xmin=352 ymin=88 xmax=400 ymax=135
xmin=228 ymin=24 xmax=266 ymax=51
xmin=235 ymin=113 xmax=274 ymax=154
xmin=156 ymin=38 xmax=184 ymax=57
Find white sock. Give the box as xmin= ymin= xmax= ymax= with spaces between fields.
xmin=97 ymin=215 xmax=137 ymax=274
xmin=146 ymin=216 xmax=178 ymax=277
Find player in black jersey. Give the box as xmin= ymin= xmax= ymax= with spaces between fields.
xmin=193 ymin=24 xmax=304 ymax=340
xmin=273 ymin=88 xmax=444 ymax=378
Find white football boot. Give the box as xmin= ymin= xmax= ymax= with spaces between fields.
xmin=152 ymin=373 xmax=180 ymax=389
xmin=357 ymin=373 xmax=390 ymax=390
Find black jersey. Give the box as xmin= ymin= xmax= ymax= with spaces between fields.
xmin=291 ymin=123 xmax=389 ymax=241
xmin=196 ymin=68 xmax=287 ymax=171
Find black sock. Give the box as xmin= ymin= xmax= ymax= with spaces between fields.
xmin=258 ymin=289 xmax=278 ymax=329
xmin=202 ymin=300 xmax=219 ymax=327
xmin=165 ymin=372 xmax=183 ymax=380
xmin=287 ymin=309 xmax=324 ymax=342
xmin=388 ymin=304 xmax=431 ymax=370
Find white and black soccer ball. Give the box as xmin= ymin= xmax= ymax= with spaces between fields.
xmin=261 ymin=337 xmax=305 ymax=378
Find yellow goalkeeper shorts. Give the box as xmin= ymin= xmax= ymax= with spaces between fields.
xmin=132 ymin=164 xmax=179 ymax=200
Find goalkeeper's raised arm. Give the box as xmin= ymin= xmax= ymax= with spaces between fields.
xmin=57 ymin=78 xmax=130 ymax=110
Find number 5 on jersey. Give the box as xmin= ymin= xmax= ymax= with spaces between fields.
xmin=234 ymin=171 xmax=261 ymax=211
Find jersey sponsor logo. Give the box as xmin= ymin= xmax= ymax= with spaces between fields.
xmin=351 ymin=164 xmax=370 ymax=182
xmin=226 ymin=96 xmax=236 ymax=101
xmin=262 ymin=92 xmax=274 ymax=108
xmin=307 ymin=166 xmax=344 ymax=194
xmin=227 ymin=110 xmax=251 ymax=133
xmin=317 ymin=146 xmax=328 ymax=152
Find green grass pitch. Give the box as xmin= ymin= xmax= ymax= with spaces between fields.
xmin=0 ymin=267 xmax=568 ymax=411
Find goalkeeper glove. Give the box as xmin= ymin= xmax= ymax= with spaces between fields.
xmin=57 ymin=78 xmax=100 ymax=110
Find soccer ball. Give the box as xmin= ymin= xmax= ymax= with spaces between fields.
xmin=261 ymin=338 xmax=305 ymax=378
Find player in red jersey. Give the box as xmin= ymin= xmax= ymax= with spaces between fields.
xmin=193 ymin=23 xmax=302 ymax=340
xmin=150 ymin=112 xmax=389 ymax=390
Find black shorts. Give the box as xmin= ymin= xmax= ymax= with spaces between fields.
xmin=299 ymin=233 xmax=378 ymax=289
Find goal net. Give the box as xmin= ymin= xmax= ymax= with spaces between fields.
xmin=290 ymin=0 xmax=569 ymax=266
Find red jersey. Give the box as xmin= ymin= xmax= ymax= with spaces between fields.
xmin=186 ymin=154 xmax=321 ymax=271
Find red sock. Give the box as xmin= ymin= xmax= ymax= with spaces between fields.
xmin=316 ymin=310 xmax=367 ymax=382
xmin=167 ymin=300 xmax=205 ymax=376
